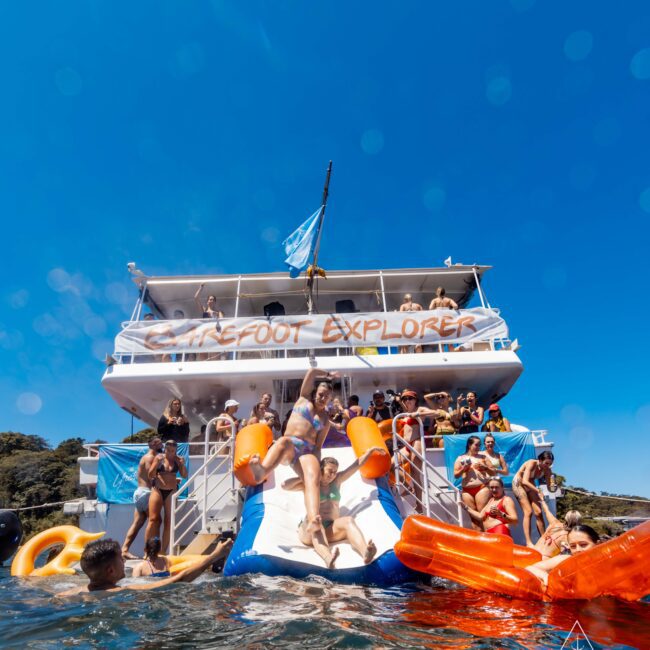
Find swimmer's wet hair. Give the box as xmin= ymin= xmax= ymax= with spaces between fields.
xmin=568 ymin=524 xmax=599 ymax=544
xmin=144 ymin=536 xmax=162 ymax=559
xmin=320 ymin=457 xmax=339 ymax=470
xmin=80 ymin=539 xmax=121 ymax=577
xmin=537 ymin=451 xmax=554 ymax=462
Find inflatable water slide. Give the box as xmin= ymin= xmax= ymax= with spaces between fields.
xmin=224 ymin=423 xmax=413 ymax=586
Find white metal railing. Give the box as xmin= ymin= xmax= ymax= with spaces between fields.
xmin=391 ymin=414 xmax=463 ymax=525
xmin=169 ymin=416 xmax=239 ymax=554
xmin=531 ymin=429 xmax=550 ymax=446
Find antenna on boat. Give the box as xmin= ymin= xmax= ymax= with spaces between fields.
xmin=306 ymin=160 xmax=333 ymax=314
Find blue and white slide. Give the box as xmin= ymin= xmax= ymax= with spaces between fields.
xmin=224 ymin=447 xmax=413 ymax=586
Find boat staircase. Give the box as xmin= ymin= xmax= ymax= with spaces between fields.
xmin=169 ymin=416 xmax=242 ymax=555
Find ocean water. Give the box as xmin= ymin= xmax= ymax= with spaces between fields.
xmin=1 ymin=566 xmax=648 ymax=649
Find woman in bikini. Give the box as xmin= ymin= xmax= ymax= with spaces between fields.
xmin=456 ymin=392 xmax=484 ymax=433
xmin=483 ymin=403 xmax=512 ymax=432
xmin=512 ymin=451 xmax=555 ymax=547
xmin=524 ymin=525 xmax=599 ymax=586
xmin=249 ymin=367 xmax=336 ymax=540
xmin=534 ymin=501 xmax=582 ymax=559
xmin=461 ymin=477 xmax=518 ymax=537
xmin=423 ymin=392 xmax=458 ymax=447
xmin=194 ymin=283 xmax=224 ymax=319
xmin=132 ymin=536 xmax=171 ymax=578
xmin=395 ymin=390 xmax=427 ymax=510
xmin=283 ymin=448 xmax=384 ymax=568
xmin=453 ymin=435 xmax=492 ymax=530
xmin=482 ymin=433 xmax=509 ymax=477
xmin=146 ymin=440 xmax=188 ymax=553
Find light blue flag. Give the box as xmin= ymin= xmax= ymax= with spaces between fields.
xmin=283 ymin=206 xmax=323 ymax=278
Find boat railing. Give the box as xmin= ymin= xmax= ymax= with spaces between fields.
xmin=391 ymin=414 xmax=463 ymax=525
xmin=169 ymin=416 xmax=239 ymax=554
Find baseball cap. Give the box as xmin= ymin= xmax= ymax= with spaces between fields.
xmin=372 ymin=390 xmax=384 ymax=397
xmin=488 ymin=403 xmax=501 ymax=412
xmin=225 ymin=399 xmax=240 ymax=408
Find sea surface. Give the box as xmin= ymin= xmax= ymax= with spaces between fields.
xmin=1 ymin=566 xmax=648 ymax=649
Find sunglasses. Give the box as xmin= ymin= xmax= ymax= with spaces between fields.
xmin=403 ymin=397 xmax=416 ymax=401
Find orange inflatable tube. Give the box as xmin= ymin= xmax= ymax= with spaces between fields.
xmin=346 ymin=417 xmax=391 ymax=478
xmin=395 ymin=516 xmax=650 ymax=602
xmin=166 ymin=553 xmax=210 ymax=575
xmin=233 ymin=423 xmax=273 ymax=486
xmin=11 ymin=525 xmax=105 ymax=577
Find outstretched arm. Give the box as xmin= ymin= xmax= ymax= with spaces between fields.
xmin=127 ymin=539 xmax=233 ymax=591
xmin=194 ymin=284 xmax=204 ymax=312
xmin=282 ymin=476 xmax=305 ymax=491
xmin=337 ymin=446 xmax=387 ymax=483
xmin=299 ymin=368 xmax=337 ymax=399
xmin=539 ymin=497 xmax=561 ymax=527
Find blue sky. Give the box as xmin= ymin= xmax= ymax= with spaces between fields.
xmin=1 ymin=1 xmax=649 ymax=496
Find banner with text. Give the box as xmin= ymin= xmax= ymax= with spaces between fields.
xmin=114 ymin=308 xmax=508 ymax=355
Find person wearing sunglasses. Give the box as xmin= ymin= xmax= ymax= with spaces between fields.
xmin=461 ymin=477 xmax=518 ymax=537
xmin=483 ymin=403 xmax=512 ymax=433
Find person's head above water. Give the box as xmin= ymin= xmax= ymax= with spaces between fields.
xmin=567 ymin=525 xmax=599 ymax=554
xmin=320 ymin=457 xmax=339 ymax=484
xmin=80 ymin=539 xmax=125 ymax=585
xmin=144 ymin=536 xmax=162 ymax=560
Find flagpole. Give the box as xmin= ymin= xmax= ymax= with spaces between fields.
xmin=307 ymin=160 xmax=333 ymax=314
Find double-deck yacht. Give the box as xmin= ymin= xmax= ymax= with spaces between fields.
xmin=74 ymin=262 xmax=554 ymax=564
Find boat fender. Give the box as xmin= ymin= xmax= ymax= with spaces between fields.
xmin=0 ymin=510 xmax=23 ymax=564
xmin=233 ymin=423 xmax=274 ymax=486
xmin=346 ymin=417 xmax=391 ymax=478
xmin=11 ymin=525 xmax=105 ymax=577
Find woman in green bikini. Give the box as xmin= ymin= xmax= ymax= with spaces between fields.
xmin=283 ymin=447 xmax=386 ymax=568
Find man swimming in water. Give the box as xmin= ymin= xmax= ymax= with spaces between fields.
xmin=58 ymin=537 xmax=232 ymax=596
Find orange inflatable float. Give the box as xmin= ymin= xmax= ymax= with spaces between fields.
xmin=346 ymin=417 xmax=391 ymax=478
xmin=395 ymin=516 xmax=650 ymax=602
xmin=233 ymin=423 xmax=274 ymax=486
xmin=11 ymin=525 xmax=104 ymax=577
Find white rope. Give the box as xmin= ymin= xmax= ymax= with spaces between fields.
xmin=564 ymin=487 xmax=650 ymax=504
xmin=5 ymin=499 xmax=81 ymax=512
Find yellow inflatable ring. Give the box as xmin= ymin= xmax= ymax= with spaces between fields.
xmin=11 ymin=525 xmax=105 ymax=577
xmin=165 ymin=553 xmax=210 ymax=575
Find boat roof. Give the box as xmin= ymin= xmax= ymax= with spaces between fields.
xmin=133 ymin=264 xmax=492 ymax=319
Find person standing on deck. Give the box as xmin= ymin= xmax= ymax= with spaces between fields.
xmin=260 ymin=392 xmax=281 ymax=437
xmin=428 ymin=286 xmax=458 ymax=310
xmin=248 ymin=367 xmax=336 ymax=542
xmin=121 ymin=437 xmax=162 ymax=559
xmin=366 ymin=391 xmax=391 ymax=422
xmin=157 ymin=398 xmax=190 ymax=443
xmin=399 ymin=294 xmax=423 ymax=353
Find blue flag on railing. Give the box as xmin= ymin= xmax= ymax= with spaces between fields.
xmin=282 ymin=206 xmax=323 ymax=278
xmin=97 ymin=444 xmax=189 ymax=504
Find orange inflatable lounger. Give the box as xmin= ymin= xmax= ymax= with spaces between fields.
xmin=234 ymin=423 xmax=273 ymax=486
xmin=346 ymin=417 xmax=391 ymax=479
xmin=394 ymin=516 xmax=650 ymax=602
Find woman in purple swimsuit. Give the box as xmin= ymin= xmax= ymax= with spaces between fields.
xmin=249 ymin=367 xmax=336 ymax=538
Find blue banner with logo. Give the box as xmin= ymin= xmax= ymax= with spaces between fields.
xmin=97 ymin=444 xmax=189 ymax=504
xmin=443 ymin=431 xmax=536 ymax=488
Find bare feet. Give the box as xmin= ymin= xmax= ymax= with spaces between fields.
xmin=363 ymin=540 xmax=377 ymax=564
xmin=213 ymin=538 xmax=234 ymax=559
xmin=122 ymin=551 xmax=139 ymax=560
xmin=306 ymin=515 xmax=323 ymax=535
xmin=327 ymin=546 xmax=340 ymax=569
xmin=248 ymin=454 xmax=265 ymax=483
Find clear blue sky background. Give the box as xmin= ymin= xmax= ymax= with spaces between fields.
xmin=1 ymin=1 xmax=649 ymax=496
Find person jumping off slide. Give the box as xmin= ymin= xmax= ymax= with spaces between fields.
xmin=248 ymin=367 xmax=336 ymax=547
xmin=283 ymin=447 xmax=386 ymax=568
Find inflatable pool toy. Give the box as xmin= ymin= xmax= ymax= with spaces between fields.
xmin=0 ymin=510 xmax=23 ymax=564
xmin=166 ymin=553 xmax=210 ymax=574
xmin=346 ymin=417 xmax=390 ymax=478
xmin=11 ymin=525 xmax=105 ymax=577
xmin=234 ymin=423 xmax=274 ymax=486
xmin=225 ymin=446 xmax=413 ymax=586
xmin=395 ymin=516 xmax=650 ymax=601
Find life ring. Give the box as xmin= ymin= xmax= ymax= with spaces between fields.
xmin=11 ymin=525 xmax=105 ymax=577
xmin=395 ymin=516 xmax=650 ymax=602
xmin=233 ymin=423 xmax=273 ymax=486
xmin=346 ymin=417 xmax=391 ymax=479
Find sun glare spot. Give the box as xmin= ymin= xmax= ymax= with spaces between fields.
xmin=54 ymin=67 xmax=83 ymax=96
xmin=638 ymin=188 xmax=650 ymax=213
xmin=8 ymin=289 xmax=29 ymax=309
xmin=561 ymin=404 xmax=586 ymax=426
xmin=630 ymin=48 xmax=650 ymax=80
xmin=47 ymin=268 xmax=71 ymax=292
xmin=486 ymin=76 xmax=512 ymax=106
xmin=564 ymin=30 xmax=593 ymax=62
xmin=422 ymin=185 xmax=446 ymax=212
xmin=360 ymin=129 xmax=384 ymax=155
xmin=16 ymin=392 xmax=42 ymax=415
xmin=569 ymin=426 xmax=594 ymax=450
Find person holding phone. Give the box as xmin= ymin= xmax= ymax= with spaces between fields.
xmin=461 ymin=477 xmax=518 ymax=537
xmin=145 ymin=440 xmax=188 ymax=553
xmin=366 ymin=391 xmax=391 ymax=422
xmin=453 ymin=435 xmax=491 ymax=530
xmin=157 ymin=398 xmax=190 ymax=443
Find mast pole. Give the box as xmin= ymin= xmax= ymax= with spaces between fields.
xmin=307 ymin=160 xmax=333 ymax=314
